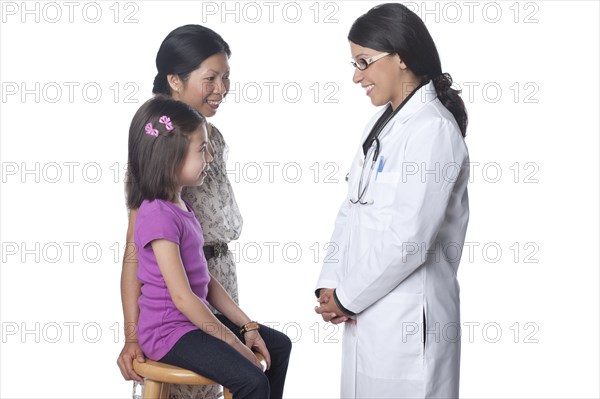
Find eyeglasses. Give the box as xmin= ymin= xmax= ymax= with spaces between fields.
xmin=350 ymin=52 xmax=391 ymax=71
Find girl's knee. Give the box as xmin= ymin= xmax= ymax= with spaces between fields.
xmin=271 ymin=329 xmax=292 ymax=355
xmin=255 ymin=370 xmax=270 ymax=389
xmin=244 ymin=369 xmax=270 ymax=396
xmin=280 ymin=333 xmax=292 ymax=354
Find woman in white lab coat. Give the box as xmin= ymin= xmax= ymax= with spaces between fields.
xmin=315 ymin=3 xmax=469 ymax=398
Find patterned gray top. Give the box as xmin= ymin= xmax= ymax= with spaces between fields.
xmin=182 ymin=124 xmax=243 ymax=244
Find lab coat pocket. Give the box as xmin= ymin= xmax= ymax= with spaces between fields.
xmin=357 ymin=293 xmax=424 ymax=380
xmin=372 ymin=172 xmax=400 ymax=209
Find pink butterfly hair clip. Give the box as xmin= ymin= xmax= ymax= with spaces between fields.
xmin=145 ymin=123 xmax=159 ymax=137
xmin=159 ymin=115 xmax=174 ymax=131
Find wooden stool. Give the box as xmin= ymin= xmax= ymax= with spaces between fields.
xmin=133 ymin=353 xmax=266 ymax=399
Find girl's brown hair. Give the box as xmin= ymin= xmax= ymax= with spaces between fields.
xmin=126 ymin=96 xmax=206 ymax=209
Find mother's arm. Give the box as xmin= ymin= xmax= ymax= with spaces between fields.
xmin=116 ymin=209 xmax=145 ymax=382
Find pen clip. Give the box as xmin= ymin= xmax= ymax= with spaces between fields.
xmin=375 ymin=156 xmax=385 ymax=180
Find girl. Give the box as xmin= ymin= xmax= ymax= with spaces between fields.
xmin=315 ymin=3 xmax=470 ymax=398
xmin=117 ymin=25 xmax=291 ymax=398
xmin=127 ymin=96 xmax=288 ymax=398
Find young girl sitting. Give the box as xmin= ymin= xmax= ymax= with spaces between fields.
xmin=126 ymin=96 xmax=291 ymax=398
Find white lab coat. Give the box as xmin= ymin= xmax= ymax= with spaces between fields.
xmin=316 ymin=81 xmax=469 ymax=398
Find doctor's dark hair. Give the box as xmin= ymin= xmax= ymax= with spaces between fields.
xmin=126 ymin=96 xmax=206 ymax=209
xmin=153 ymin=24 xmax=231 ymax=96
xmin=348 ymin=3 xmax=468 ymax=137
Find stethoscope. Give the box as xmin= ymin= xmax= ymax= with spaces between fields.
xmin=347 ymin=80 xmax=429 ymax=205
xmin=348 ymin=103 xmax=398 ymax=205
xmin=349 ymin=137 xmax=381 ymax=205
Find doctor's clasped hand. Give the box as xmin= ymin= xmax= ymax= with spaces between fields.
xmin=314 ymin=288 xmax=355 ymax=325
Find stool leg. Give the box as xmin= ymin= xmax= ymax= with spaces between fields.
xmin=142 ymin=380 xmax=163 ymax=399
xmin=223 ymin=387 xmax=233 ymax=399
xmin=159 ymin=383 xmax=170 ymax=399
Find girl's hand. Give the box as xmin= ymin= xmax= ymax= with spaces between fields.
xmin=234 ymin=339 xmax=263 ymax=369
xmin=116 ymin=341 xmax=145 ymax=383
xmin=243 ymin=330 xmax=272 ymax=370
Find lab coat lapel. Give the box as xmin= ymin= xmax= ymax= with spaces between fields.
xmin=377 ymin=81 xmax=438 ymax=140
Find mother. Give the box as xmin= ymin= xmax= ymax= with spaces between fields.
xmin=117 ymin=25 xmax=291 ymax=399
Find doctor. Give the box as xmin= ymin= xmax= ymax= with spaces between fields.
xmin=315 ymin=3 xmax=469 ymax=398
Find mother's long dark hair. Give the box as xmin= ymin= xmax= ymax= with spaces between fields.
xmin=349 ymin=3 xmax=468 ymax=136
xmin=153 ymin=24 xmax=231 ymax=96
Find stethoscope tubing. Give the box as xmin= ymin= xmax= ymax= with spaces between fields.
xmin=351 ymin=137 xmax=380 ymax=205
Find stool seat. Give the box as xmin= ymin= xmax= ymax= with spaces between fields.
xmin=133 ymin=359 xmax=220 ymax=385
xmin=132 ymin=352 xmax=266 ymax=399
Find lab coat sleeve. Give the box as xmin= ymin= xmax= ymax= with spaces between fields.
xmin=315 ymin=199 xmax=350 ymax=293
xmin=315 ymin=107 xmax=391 ymax=296
xmin=336 ymin=116 xmax=468 ymax=314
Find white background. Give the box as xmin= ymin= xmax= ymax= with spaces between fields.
xmin=1 ymin=1 xmax=598 ymax=398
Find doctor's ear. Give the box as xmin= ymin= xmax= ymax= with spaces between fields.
xmin=394 ymin=55 xmax=409 ymax=71
xmin=167 ymin=74 xmax=183 ymax=94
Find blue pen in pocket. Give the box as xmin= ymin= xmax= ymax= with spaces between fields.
xmin=375 ymin=156 xmax=385 ymax=180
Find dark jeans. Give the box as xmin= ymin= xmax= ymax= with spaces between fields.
xmin=160 ymin=314 xmax=292 ymax=399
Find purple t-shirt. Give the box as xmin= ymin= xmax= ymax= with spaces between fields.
xmin=134 ymin=199 xmax=211 ymax=360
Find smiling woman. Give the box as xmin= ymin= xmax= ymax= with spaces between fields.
xmin=164 ymin=54 xmax=230 ymax=118
xmin=152 ymin=25 xmax=231 ymax=119
xmin=315 ymin=3 xmax=470 ymax=398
